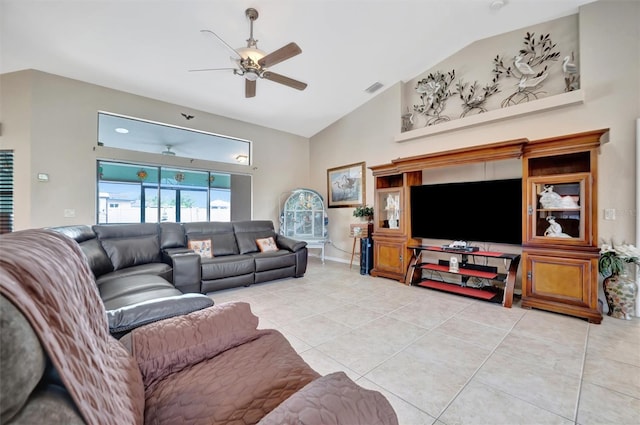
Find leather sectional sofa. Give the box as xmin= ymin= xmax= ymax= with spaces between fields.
xmin=52 ymin=220 xmax=308 ymax=336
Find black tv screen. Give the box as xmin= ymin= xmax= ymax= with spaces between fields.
xmin=410 ymin=178 xmax=522 ymax=245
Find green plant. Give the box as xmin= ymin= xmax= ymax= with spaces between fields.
xmin=353 ymin=205 xmax=374 ymax=220
xmin=598 ymin=243 xmax=639 ymax=277
xmin=598 ymin=251 xmax=625 ymax=277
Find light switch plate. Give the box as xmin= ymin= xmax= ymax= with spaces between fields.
xmin=604 ymin=208 xmax=616 ymax=220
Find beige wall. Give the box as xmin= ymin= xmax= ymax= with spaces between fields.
xmin=1 ymin=70 xmax=309 ymax=229
xmin=1 ymin=1 xmax=637 ymax=265
xmin=310 ymin=0 xmax=639 ymax=263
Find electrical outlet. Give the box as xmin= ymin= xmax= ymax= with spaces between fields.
xmin=604 ymin=208 xmax=616 ymax=220
xmin=64 ymin=209 xmax=76 ymax=218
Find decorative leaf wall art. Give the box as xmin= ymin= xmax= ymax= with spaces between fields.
xmin=413 ymin=70 xmax=456 ymax=126
xmin=493 ymin=32 xmax=560 ymax=107
xmin=400 ymin=27 xmax=577 ymax=133
xmin=455 ymin=77 xmax=500 ymax=117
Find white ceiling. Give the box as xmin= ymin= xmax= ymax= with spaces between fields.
xmin=1 ymin=0 xmax=595 ymax=139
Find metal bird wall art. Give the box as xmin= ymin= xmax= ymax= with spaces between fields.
xmin=493 ymin=32 xmax=560 ymax=107
xmin=562 ymin=52 xmax=580 ymax=92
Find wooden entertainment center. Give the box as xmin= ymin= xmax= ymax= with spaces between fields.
xmin=369 ymin=129 xmax=606 ymax=323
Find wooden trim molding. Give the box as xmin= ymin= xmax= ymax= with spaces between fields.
xmin=371 ymin=129 xmax=608 ymax=176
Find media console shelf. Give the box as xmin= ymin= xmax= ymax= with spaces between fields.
xmin=405 ymin=246 xmax=521 ymax=307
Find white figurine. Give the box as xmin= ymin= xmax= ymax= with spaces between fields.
xmin=540 ymin=185 xmax=579 ymax=209
xmin=539 ymin=185 xmax=562 ymax=208
xmin=385 ymin=194 xmax=399 ymax=228
xmin=544 ymin=216 xmax=571 ymax=238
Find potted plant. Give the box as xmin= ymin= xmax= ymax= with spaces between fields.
xmin=353 ymin=205 xmax=374 ymax=222
xmin=599 ymin=243 xmax=639 ymax=320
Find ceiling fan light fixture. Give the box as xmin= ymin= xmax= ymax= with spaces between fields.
xmin=236 ymin=47 xmax=266 ymax=63
xmin=245 ymin=71 xmax=259 ymax=81
xmin=162 ymin=145 xmax=176 ymax=156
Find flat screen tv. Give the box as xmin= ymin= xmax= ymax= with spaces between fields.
xmin=410 ymin=178 xmax=522 ymax=245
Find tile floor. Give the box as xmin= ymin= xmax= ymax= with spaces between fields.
xmin=208 ymin=258 xmax=640 ymax=425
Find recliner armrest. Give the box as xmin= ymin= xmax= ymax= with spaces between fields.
xmin=276 ymin=235 xmax=307 ymax=252
xmin=162 ymin=247 xmax=194 ymax=262
xmin=166 ymin=251 xmax=201 ymax=293
xmin=107 ymin=293 xmax=214 ymax=338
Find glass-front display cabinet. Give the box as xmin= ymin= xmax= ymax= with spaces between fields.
xmin=526 ymin=173 xmax=590 ymax=246
xmin=376 ymin=188 xmax=402 ymax=232
xmin=521 ymin=130 xmax=605 ymax=324
xmin=368 ymin=168 xmax=422 ymax=282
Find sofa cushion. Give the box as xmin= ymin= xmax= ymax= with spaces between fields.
xmin=141 ymin=329 xmax=320 ymax=425
xmin=160 ymin=222 xmax=186 ymax=249
xmin=96 ymin=263 xmax=173 ymax=286
xmin=50 ymin=225 xmax=114 ymax=278
xmin=98 ymin=275 xmax=177 ymax=304
xmin=81 ymin=238 xmax=115 ymax=277
xmin=200 ymin=255 xmax=254 ymax=280
xmin=94 ymin=224 xmax=162 ymax=270
xmin=251 ymin=251 xmax=296 ymax=272
xmin=107 ymin=293 xmax=214 ymax=336
xmin=256 ymin=237 xmax=278 ymax=253
xmin=183 ymin=222 xmax=239 ymax=256
xmin=0 ymin=296 xmax=47 ymax=423
xmin=188 ymin=239 xmax=213 ymax=258
xmin=233 ymin=221 xmax=277 ymax=254
xmin=49 ymin=224 xmax=95 ymax=243
xmin=4 ymin=387 xmax=84 ymax=425
xmin=258 ymin=371 xmax=398 ymax=425
xmin=100 ymin=236 xmax=161 ymax=270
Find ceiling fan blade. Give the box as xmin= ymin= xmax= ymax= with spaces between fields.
xmin=245 ymin=79 xmax=256 ymax=98
xmin=258 ymin=42 xmax=302 ymax=68
xmin=263 ymin=71 xmax=307 ymax=91
xmin=200 ymin=29 xmax=242 ymax=59
xmin=188 ymin=67 xmax=236 ymax=72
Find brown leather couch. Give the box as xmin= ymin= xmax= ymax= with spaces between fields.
xmin=0 ymin=229 xmax=398 ymax=425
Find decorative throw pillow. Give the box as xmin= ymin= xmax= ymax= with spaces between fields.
xmin=256 ymin=237 xmax=278 ymax=252
xmin=187 ymin=239 xmax=213 ymax=258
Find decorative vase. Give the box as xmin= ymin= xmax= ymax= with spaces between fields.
xmin=603 ymin=270 xmax=637 ymax=320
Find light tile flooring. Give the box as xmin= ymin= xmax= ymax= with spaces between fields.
xmin=208 ymin=259 xmax=640 ymax=425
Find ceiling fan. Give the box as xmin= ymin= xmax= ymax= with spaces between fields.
xmin=161 ymin=145 xmax=176 ymax=156
xmin=190 ymin=8 xmax=307 ymax=98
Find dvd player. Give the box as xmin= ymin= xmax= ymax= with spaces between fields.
xmin=441 ymin=246 xmax=480 ymax=252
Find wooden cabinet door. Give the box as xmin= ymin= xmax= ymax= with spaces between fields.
xmin=522 ymin=249 xmax=601 ymax=323
xmin=372 ymin=238 xmax=406 ymax=281
xmin=524 ymin=173 xmax=592 ymax=247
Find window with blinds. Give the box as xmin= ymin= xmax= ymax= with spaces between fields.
xmin=0 ymin=150 xmax=14 ymax=234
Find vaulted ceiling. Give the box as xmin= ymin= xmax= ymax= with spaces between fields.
xmin=1 ymin=0 xmax=595 ymax=138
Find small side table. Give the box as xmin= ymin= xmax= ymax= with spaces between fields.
xmin=349 ymin=223 xmax=373 ymax=269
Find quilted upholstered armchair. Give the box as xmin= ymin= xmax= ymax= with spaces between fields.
xmin=0 ymin=229 xmax=398 ymax=425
